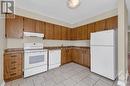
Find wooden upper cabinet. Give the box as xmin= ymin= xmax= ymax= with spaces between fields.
xmin=35 ymin=20 xmax=44 ymax=33
xmin=6 ymin=15 xmax=23 ymax=38
xmin=45 ymin=23 xmax=54 ymax=39
xmin=71 ymin=28 xmax=77 ymax=40
xmin=53 ymin=25 xmax=62 ymax=40
xmin=76 ymin=27 xmax=82 ymax=40
xmin=106 ymin=16 xmax=118 ymax=30
xmin=23 ymin=17 xmax=36 ymax=32
xmin=87 ymin=23 xmax=95 ymax=39
xmin=61 ymin=26 xmax=67 ymax=40
xmin=84 ymin=25 xmax=88 ymax=40
xmin=66 ymin=28 xmax=72 ymax=40
xmin=95 ymin=20 xmax=106 ymax=32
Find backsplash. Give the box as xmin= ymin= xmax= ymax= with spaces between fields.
xmin=7 ymin=37 xmax=90 ymax=48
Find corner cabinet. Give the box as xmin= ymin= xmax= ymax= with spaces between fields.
xmin=4 ymin=52 xmax=23 ymax=81
xmin=61 ymin=48 xmax=72 ymax=65
xmin=71 ymin=48 xmax=90 ymax=68
xmin=5 ymin=15 xmax=24 ymax=38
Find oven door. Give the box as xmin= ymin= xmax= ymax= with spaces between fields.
xmin=24 ymin=51 xmax=47 ymax=69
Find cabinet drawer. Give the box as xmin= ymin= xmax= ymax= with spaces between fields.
xmin=9 ymin=65 xmax=22 ymax=71
xmin=10 ymin=71 xmax=22 ymax=77
xmin=4 ymin=52 xmax=23 ymax=81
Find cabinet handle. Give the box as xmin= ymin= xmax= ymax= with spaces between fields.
xmin=11 ymin=55 xmax=17 ymax=57
xmin=10 ymin=67 xmax=16 ymax=70
xmin=11 ymin=61 xmax=16 ymax=64
xmin=10 ymin=73 xmax=16 ymax=76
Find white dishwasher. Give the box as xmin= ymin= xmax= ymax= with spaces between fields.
xmin=49 ymin=49 xmax=61 ymax=70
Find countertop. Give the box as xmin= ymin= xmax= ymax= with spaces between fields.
xmin=4 ymin=46 xmax=90 ymax=53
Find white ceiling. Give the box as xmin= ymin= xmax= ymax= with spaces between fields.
xmin=15 ymin=0 xmax=117 ymax=25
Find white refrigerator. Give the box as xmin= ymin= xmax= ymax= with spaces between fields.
xmin=90 ymin=30 xmax=117 ymax=80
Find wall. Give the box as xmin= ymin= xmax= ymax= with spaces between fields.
xmin=118 ymin=0 xmax=128 ymax=86
xmin=128 ymin=26 xmax=130 ymax=53
xmin=0 ymin=16 xmax=6 ymax=85
xmin=7 ymin=38 xmax=90 ymax=48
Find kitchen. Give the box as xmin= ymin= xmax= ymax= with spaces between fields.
xmin=0 ymin=0 xmax=129 ymax=86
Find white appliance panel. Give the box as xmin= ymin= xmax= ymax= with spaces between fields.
xmin=24 ymin=66 xmax=47 ymax=78
xmin=90 ymin=30 xmax=115 ymax=46
xmin=24 ymin=51 xmax=47 ymax=69
xmin=49 ymin=50 xmax=61 ymax=70
xmin=91 ymin=46 xmax=116 ymax=80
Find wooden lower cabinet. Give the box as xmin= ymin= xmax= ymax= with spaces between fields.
xmin=61 ymin=47 xmax=90 ymax=68
xmin=4 ymin=53 xmax=23 ymax=81
xmin=71 ymin=48 xmax=90 ymax=68
xmin=83 ymin=49 xmax=90 ymax=67
xmin=61 ymin=48 xmax=72 ymax=65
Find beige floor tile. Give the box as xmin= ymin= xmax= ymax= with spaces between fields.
xmin=63 ymin=79 xmax=76 ymax=86
xmin=5 ymin=63 xmax=116 ymax=86
xmin=95 ymin=80 xmax=113 ymax=86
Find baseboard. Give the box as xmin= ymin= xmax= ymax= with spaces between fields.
xmin=117 ymin=80 xmax=127 ymax=86
xmin=126 ymin=72 xmax=129 ymax=80
xmin=0 ymin=81 xmax=5 ymax=86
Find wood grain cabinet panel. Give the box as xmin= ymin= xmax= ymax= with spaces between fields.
xmin=45 ymin=23 xmax=54 ymax=39
xmin=71 ymin=28 xmax=77 ymax=40
xmin=66 ymin=49 xmax=72 ymax=63
xmin=24 ymin=18 xmax=36 ymax=32
xmin=36 ymin=20 xmax=44 ymax=33
xmin=61 ymin=48 xmax=66 ymax=65
xmin=76 ymin=27 xmax=83 ymax=40
xmin=53 ymin=25 xmax=62 ymax=40
xmin=106 ymin=16 xmax=118 ymax=30
xmin=4 ymin=53 xmax=23 ymax=81
xmin=95 ymin=20 xmax=106 ymax=32
xmin=83 ymin=48 xmax=90 ymax=68
xmin=61 ymin=27 xmax=67 ymax=40
xmin=87 ymin=23 xmax=95 ymax=39
xmin=84 ymin=25 xmax=88 ymax=40
xmin=6 ymin=15 xmax=23 ymax=38
xmin=66 ymin=28 xmax=72 ymax=40
xmin=61 ymin=48 xmax=72 ymax=65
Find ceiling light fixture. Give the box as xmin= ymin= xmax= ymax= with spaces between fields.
xmin=68 ymin=0 xmax=80 ymax=9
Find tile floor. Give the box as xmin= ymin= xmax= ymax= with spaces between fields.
xmin=5 ymin=63 xmax=117 ymax=86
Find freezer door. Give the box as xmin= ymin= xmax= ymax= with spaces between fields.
xmin=90 ymin=30 xmax=115 ymax=46
xmin=91 ymin=46 xmax=116 ymax=80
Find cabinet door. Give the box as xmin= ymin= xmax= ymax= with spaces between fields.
xmin=45 ymin=23 xmax=54 ymax=39
xmin=24 ymin=17 xmax=36 ymax=32
xmin=72 ymin=49 xmax=79 ymax=63
xmin=78 ymin=49 xmax=84 ymax=65
xmin=61 ymin=48 xmax=67 ymax=65
xmin=35 ymin=20 xmax=44 ymax=33
xmin=53 ymin=25 xmax=62 ymax=40
xmin=66 ymin=49 xmax=72 ymax=63
xmin=87 ymin=23 xmax=95 ymax=40
xmin=106 ymin=16 xmax=118 ymax=30
xmin=83 ymin=48 xmax=90 ymax=68
xmin=61 ymin=27 xmax=67 ymax=40
xmin=66 ymin=28 xmax=72 ymax=40
xmin=6 ymin=15 xmax=23 ymax=38
xmin=84 ymin=25 xmax=88 ymax=40
xmin=95 ymin=20 xmax=106 ymax=32
xmin=76 ymin=27 xmax=82 ymax=40
xmin=4 ymin=53 xmax=22 ymax=81
xmin=71 ymin=28 xmax=77 ymax=40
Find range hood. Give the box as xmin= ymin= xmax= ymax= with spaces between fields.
xmin=24 ymin=32 xmax=44 ymax=37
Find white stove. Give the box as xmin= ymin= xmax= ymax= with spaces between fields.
xmin=24 ymin=43 xmax=47 ymax=78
